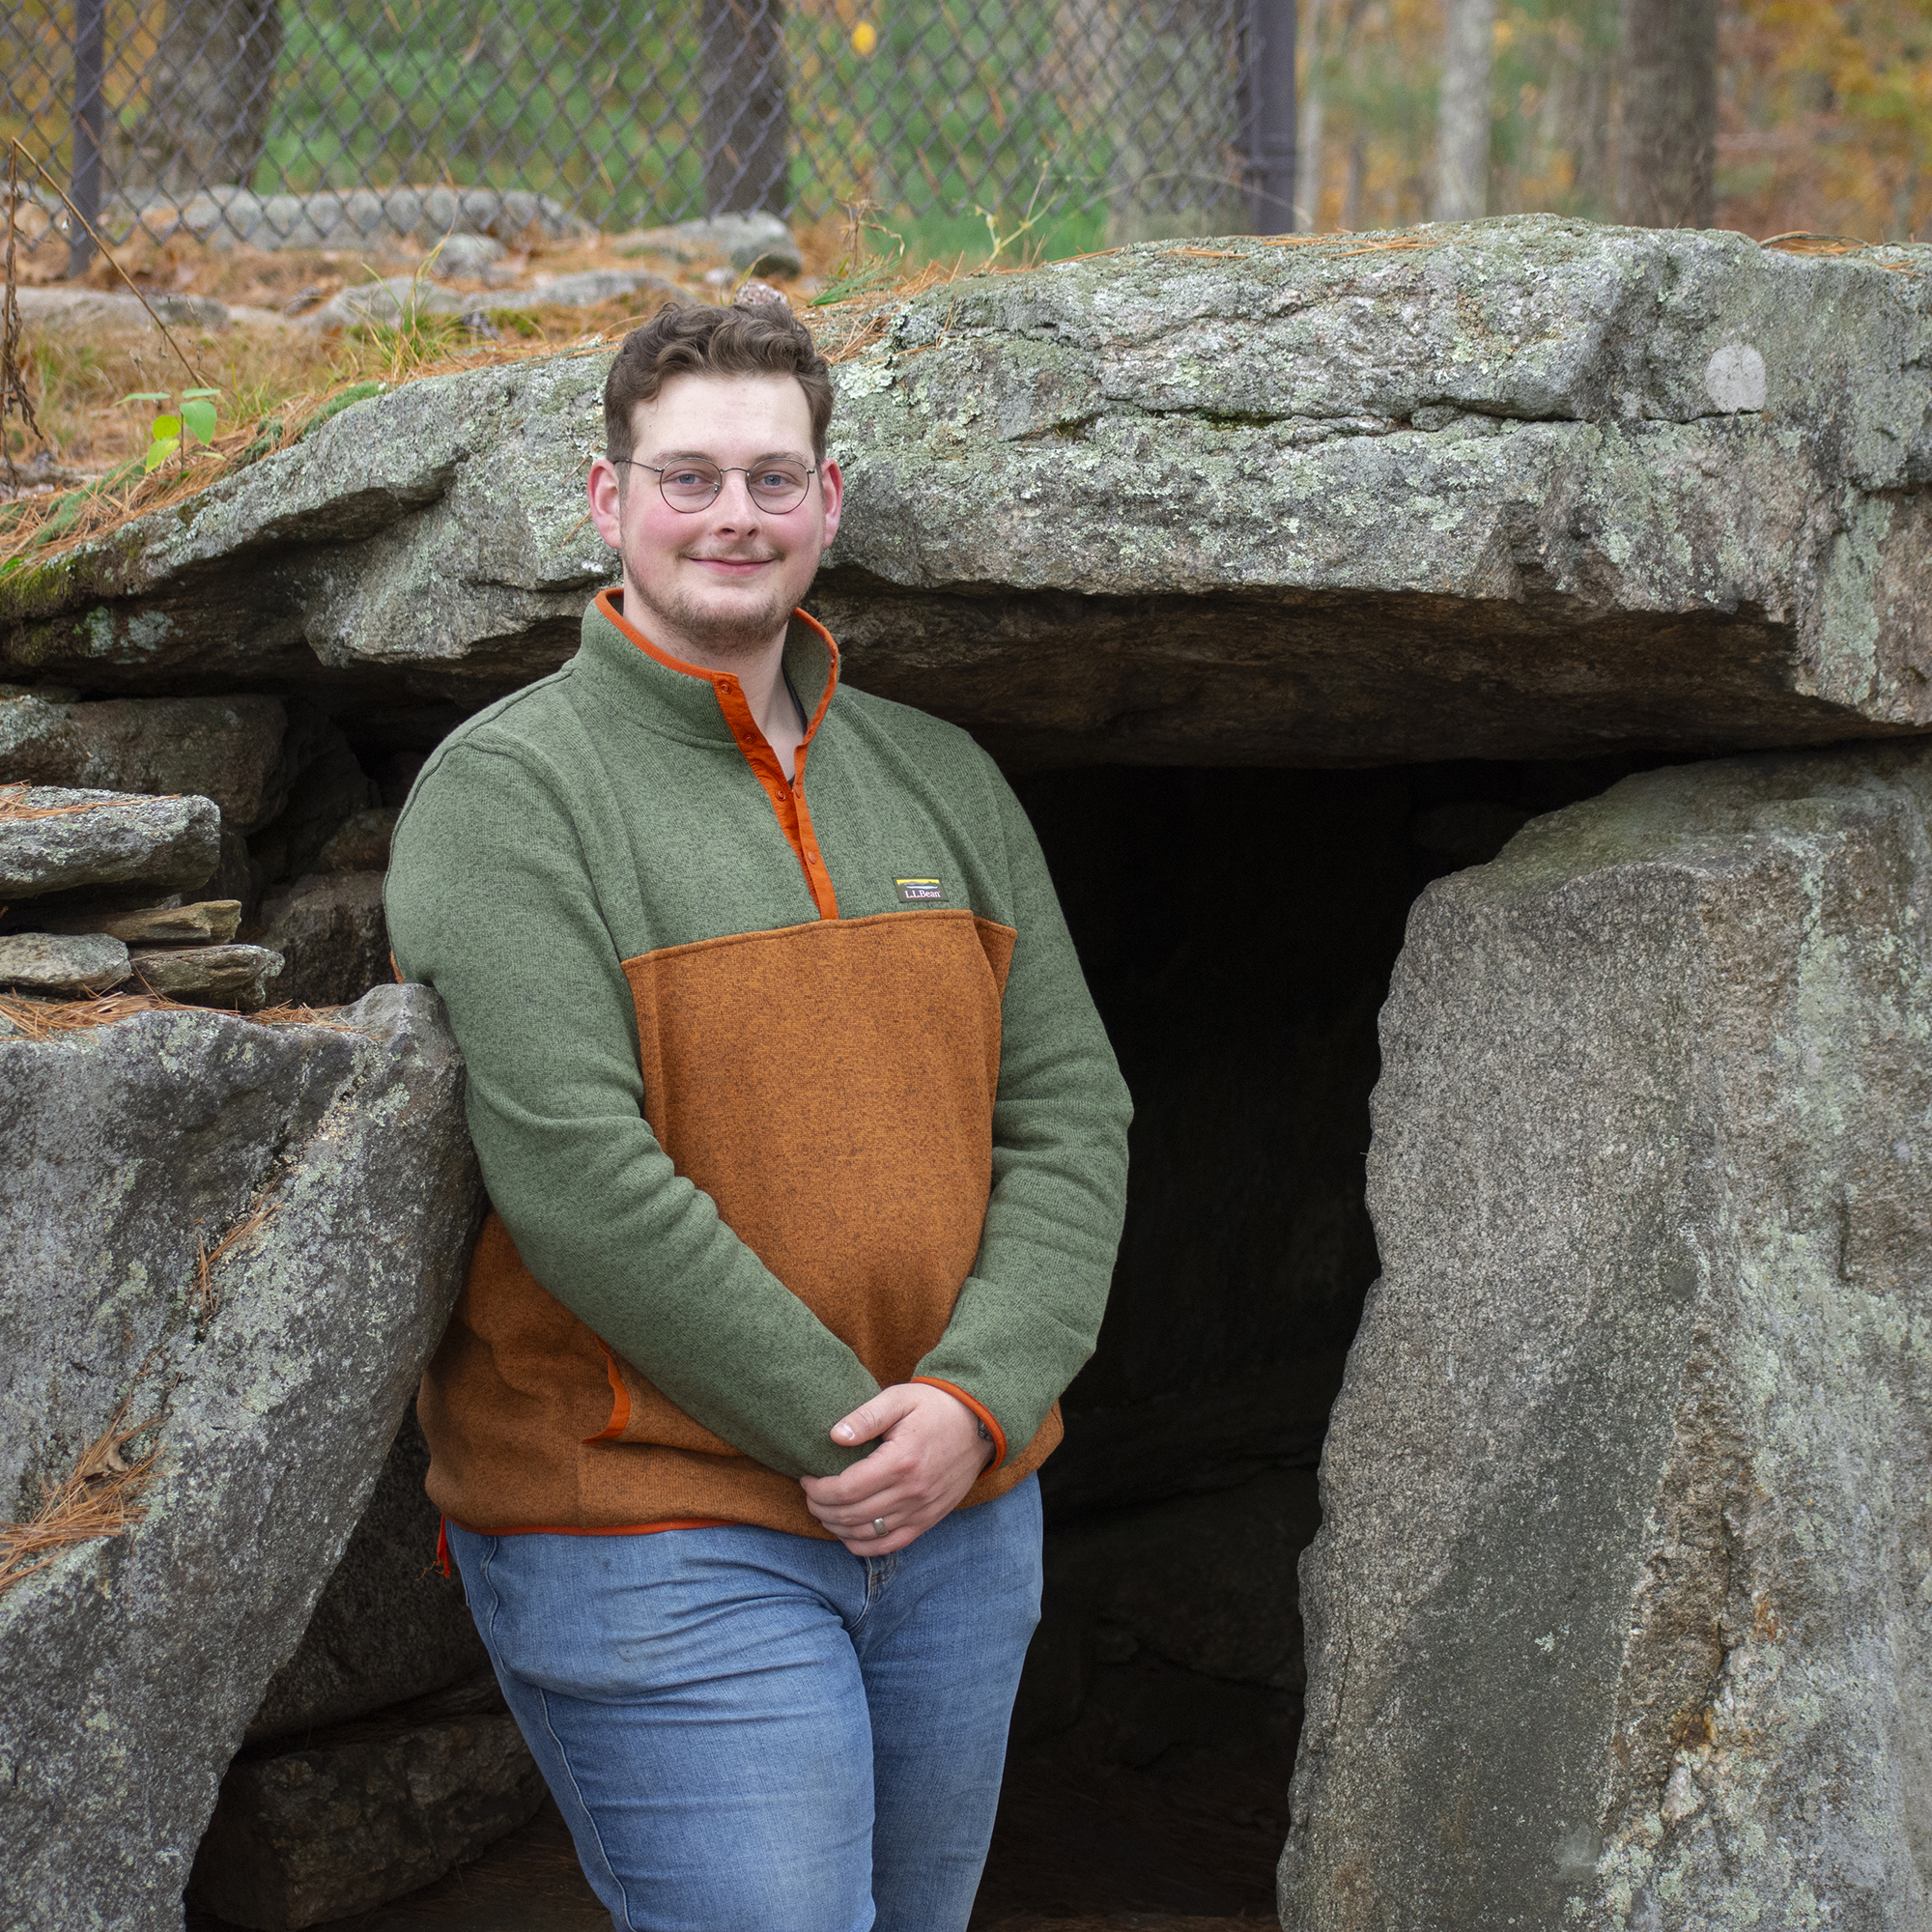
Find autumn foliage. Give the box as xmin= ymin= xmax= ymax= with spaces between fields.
xmin=1303 ymin=0 xmax=1932 ymax=241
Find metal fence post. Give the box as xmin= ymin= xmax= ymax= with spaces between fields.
xmin=1245 ymin=0 xmax=1297 ymax=234
xmin=68 ymin=0 xmax=107 ymax=275
xmin=702 ymin=0 xmax=790 ymax=217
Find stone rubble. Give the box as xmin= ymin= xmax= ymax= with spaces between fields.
xmin=13 ymin=205 xmax=786 ymax=343
xmin=128 ymin=942 xmax=284 ymax=1006
xmin=188 ymin=1675 xmax=545 ymax=1930
xmin=0 ymin=781 xmax=290 ymax=1007
xmin=258 ymin=872 xmax=390 ymax=1009
xmin=0 ymin=694 xmax=401 ymax=1010
xmin=314 ymin=808 xmax=397 ymax=874
xmin=154 ymin=184 xmax=591 ymax=252
xmin=14 ymin=288 xmax=242 ymax=334
xmin=300 ymin=265 xmax=680 ymax=333
xmin=617 ymin=210 xmax=803 ymax=275
xmin=35 ymin=898 xmax=242 ymax=945
xmin=426 ymin=232 xmax=507 ymax=280
xmin=0 ymin=690 xmax=290 ymax=831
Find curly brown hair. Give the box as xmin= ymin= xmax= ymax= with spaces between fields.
xmin=604 ymin=301 xmax=834 ymax=463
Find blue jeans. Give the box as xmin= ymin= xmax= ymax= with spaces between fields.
xmin=446 ymin=1476 xmax=1041 ymax=1932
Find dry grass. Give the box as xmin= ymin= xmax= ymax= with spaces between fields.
xmin=0 ymin=1381 xmax=161 ymax=1598
xmin=245 ymin=1000 xmax=369 ymax=1030
xmin=1760 ymin=231 xmax=1876 ymax=253
xmin=0 ymin=208 xmax=868 ymax=563
xmin=0 ymin=209 xmax=864 ymax=480
xmin=806 ymin=254 xmax=1023 ymax=364
xmin=0 ymin=305 xmax=649 ymax=567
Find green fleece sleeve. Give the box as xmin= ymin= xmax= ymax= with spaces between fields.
xmin=385 ymin=739 xmax=879 ymax=1479
xmin=912 ymin=765 xmax=1132 ymax=1462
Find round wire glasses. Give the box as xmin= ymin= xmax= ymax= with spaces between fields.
xmin=623 ymin=457 xmax=817 ymax=514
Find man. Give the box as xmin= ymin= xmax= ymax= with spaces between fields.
xmin=384 ymin=298 xmax=1131 ymax=1932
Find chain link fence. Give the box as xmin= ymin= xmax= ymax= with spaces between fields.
xmin=2 ymin=0 xmax=1296 ymax=270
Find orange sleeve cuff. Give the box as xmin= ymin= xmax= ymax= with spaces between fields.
xmin=910 ymin=1377 xmax=1009 ymax=1469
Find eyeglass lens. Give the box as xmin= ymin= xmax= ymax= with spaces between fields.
xmin=659 ymin=460 xmax=812 ymax=513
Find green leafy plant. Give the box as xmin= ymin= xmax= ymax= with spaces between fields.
xmin=810 ymin=202 xmax=908 ymax=307
xmin=124 ymin=387 xmax=220 ymax=471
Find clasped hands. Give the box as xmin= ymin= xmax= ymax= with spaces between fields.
xmin=800 ymin=1382 xmax=995 ymax=1555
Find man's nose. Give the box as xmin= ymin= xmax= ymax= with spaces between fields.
xmin=710 ymin=471 xmax=763 ymax=521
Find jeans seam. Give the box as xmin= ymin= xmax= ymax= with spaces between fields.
xmin=537 ymin=1685 xmax=640 ymax=1932
xmin=475 ymin=1535 xmax=502 ymax=1647
xmin=853 ymin=1553 xmax=884 ymax=1629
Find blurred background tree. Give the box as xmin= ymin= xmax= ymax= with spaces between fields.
xmin=1302 ymin=0 xmax=1932 ymax=240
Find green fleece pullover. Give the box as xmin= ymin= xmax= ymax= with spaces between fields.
xmin=384 ymin=592 xmax=1130 ymax=1531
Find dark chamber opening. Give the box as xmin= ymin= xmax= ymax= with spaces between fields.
xmin=185 ymin=751 xmax=1663 ymax=1932
xmin=971 ymin=755 xmax=1652 ymax=1926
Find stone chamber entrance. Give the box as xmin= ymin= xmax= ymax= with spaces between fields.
xmin=977 ymin=753 xmax=1661 ymax=1923
xmin=181 ymin=746 xmax=1659 ymax=1932
xmin=152 ymin=716 xmax=1932 ymax=1932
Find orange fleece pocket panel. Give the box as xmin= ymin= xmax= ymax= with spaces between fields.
xmin=619 ymin=909 xmax=1015 ymax=1396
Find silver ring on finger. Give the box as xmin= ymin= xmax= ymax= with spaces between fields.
xmin=871 ymin=1517 xmax=889 ymax=1538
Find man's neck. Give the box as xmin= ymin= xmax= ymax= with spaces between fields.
xmin=618 ymin=582 xmax=804 ymax=780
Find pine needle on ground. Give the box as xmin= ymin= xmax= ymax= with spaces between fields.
xmin=0 ymin=988 xmax=367 ymax=1038
xmin=0 ymin=1384 xmax=161 ymax=1598
xmin=0 ymin=781 xmax=147 ymax=818
xmin=194 ymin=1203 xmax=275 ymax=1324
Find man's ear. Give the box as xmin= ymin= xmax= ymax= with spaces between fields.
xmin=586 ymin=456 xmax=625 ymax=552
xmin=818 ymin=456 xmax=844 ymax=548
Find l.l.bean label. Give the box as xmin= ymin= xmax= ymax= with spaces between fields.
xmin=894 ymin=875 xmax=946 ymax=903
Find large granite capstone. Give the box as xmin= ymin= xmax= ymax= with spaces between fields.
xmin=5 ymin=216 xmax=1932 ymax=763
xmin=1281 ymin=740 xmax=1932 ymax=1929
xmin=0 ymin=985 xmax=482 ymax=1932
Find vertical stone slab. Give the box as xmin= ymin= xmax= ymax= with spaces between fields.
xmin=1281 ymin=743 xmax=1932 ymax=1930
xmin=0 ymin=986 xmax=481 ymax=1932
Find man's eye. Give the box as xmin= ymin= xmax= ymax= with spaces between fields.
xmin=757 ymin=470 xmax=798 ymax=490
xmin=665 ymin=469 xmax=712 ymax=490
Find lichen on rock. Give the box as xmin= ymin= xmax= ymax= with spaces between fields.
xmin=5 ymin=218 xmax=1932 ymax=766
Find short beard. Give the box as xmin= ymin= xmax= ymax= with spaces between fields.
xmin=620 ymin=533 xmax=797 ymax=660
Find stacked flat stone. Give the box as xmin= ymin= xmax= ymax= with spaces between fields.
xmin=0 ymin=785 xmax=282 ymax=1007
xmin=0 ymin=687 xmax=394 ymax=1009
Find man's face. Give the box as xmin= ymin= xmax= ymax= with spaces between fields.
xmin=586 ymin=371 xmax=842 ymax=662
